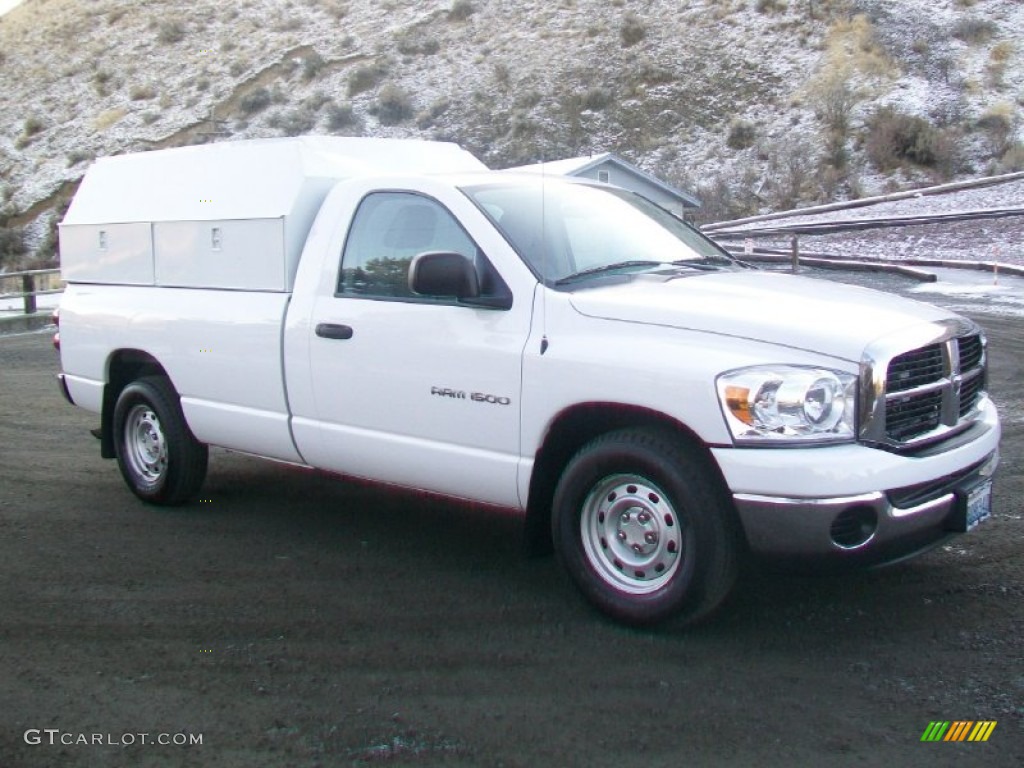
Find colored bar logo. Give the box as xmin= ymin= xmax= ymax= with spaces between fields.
xmin=921 ymin=721 xmax=996 ymax=742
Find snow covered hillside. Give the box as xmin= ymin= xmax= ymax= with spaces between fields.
xmin=0 ymin=0 xmax=1021 ymax=268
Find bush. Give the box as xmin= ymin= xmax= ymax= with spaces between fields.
xmin=726 ymin=119 xmax=756 ymax=150
xmin=66 ymin=149 xmax=94 ymax=167
xmin=348 ymin=63 xmax=387 ymax=97
xmin=0 ymin=226 xmax=27 ymax=268
xmin=998 ymin=144 xmax=1024 ymax=172
xmin=620 ymin=13 xmax=646 ymax=47
xmin=157 ymin=20 xmax=186 ymax=44
xmin=374 ymin=84 xmax=413 ymax=126
xmin=397 ymin=33 xmax=440 ymax=56
xmin=415 ymin=98 xmax=449 ymax=129
xmin=448 ymin=0 xmax=475 ymax=21
xmin=865 ymin=107 xmax=955 ymax=172
xmin=951 ymin=17 xmax=996 ymax=44
xmin=269 ymin=107 xmax=316 ymax=136
xmin=302 ymin=52 xmax=325 ymax=81
xmin=23 ymin=116 xmax=45 ymax=137
xmin=581 ymin=87 xmax=612 ymax=111
xmin=327 ymin=103 xmax=356 ymax=131
xmin=977 ymin=106 xmax=1014 ymax=149
xmin=93 ymin=69 xmax=113 ymax=95
xmin=239 ymin=87 xmax=272 ymax=114
xmin=129 ymin=84 xmax=157 ymax=101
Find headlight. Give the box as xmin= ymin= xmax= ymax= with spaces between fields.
xmin=716 ymin=366 xmax=857 ymax=445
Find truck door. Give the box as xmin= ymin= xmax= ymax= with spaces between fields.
xmin=295 ymin=190 xmax=532 ymax=507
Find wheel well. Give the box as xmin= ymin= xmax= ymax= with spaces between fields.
xmin=524 ymin=403 xmax=722 ymax=556
xmin=100 ymin=350 xmax=170 ymax=459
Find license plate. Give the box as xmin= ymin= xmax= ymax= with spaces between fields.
xmin=964 ymin=481 xmax=993 ymax=532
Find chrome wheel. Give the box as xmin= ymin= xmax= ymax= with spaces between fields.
xmin=580 ymin=474 xmax=684 ymax=595
xmin=122 ymin=403 xmax=167 ymax=487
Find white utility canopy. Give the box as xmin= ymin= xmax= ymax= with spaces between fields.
xmin=59 ymin=137 xmax=486 ymax=291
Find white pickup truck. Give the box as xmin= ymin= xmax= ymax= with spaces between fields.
xmin=55 ymin=137 xmax=1000 ymax=625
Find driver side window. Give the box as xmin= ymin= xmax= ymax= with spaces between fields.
xmin=338 ymin=192 xmax=481 ymax=299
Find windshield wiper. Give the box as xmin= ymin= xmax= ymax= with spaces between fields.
xmin=554 ymin=260 xmax=663 ymax=286
xmin=669 ymin=259 xmax=725 ymax=271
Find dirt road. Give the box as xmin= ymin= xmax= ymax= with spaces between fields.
xmin=1 ymin=310 xmax=1021 ymax=767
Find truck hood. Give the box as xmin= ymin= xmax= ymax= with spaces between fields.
xmin=567 ymin=270 xmax=957 ymax=363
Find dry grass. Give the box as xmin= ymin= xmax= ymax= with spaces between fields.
xmin=93 ymin=108 xmax=127 ymax=131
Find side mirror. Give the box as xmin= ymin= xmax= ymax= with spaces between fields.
xmin=409 ymin=252 xmax=480 ymax=299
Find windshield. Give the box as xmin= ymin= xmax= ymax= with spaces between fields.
xmin=462 ymin=180 xmax=736 ymax=285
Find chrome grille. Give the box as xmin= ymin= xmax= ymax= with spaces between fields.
xmin=886 ymin=389 xmax=942 ymax=441
xmin=959 ymin=334 xmax=983 ymax=371
xmin=887 ymin=343 xmax=944 ymax=392
xmin=960 ymin=373 xmax=984 ymax=418
xmin=862 ymin=322 xmax=988 ymax=450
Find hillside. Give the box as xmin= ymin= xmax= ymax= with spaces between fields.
xmin=0 ymin=0 xmax=1021 ymax=269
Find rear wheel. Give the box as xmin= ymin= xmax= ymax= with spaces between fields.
xmin=113 ymin=376 xmax=207 ymax=505
xmin=552 ymin=428 xmax=739 ymax=626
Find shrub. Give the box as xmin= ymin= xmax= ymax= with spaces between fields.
xmin=581 ymin=87 xmax=612 ymax=111
xmin=157 ymin=20 xmax=186 ymax=44
xmin=493 ymin=62 xmax=511 ymax=88
xmin=239 ymin=87 xmax=272 ymax=114
xmin=348 ymin=63 xmax=387 ymax=96
xmin=269 ymin=107 xmax=316 ymax=136
xmin=977 ymin=104 xmax=1015 ymax=155
xmin=305 ymin=91 xmax=331 ymax=111
xmin=0 ymin=226 xmax=27 ymax=268
xmin=448 ymin=0 xmax=475 ymax=21
xmin=23 ymin=116 xmax=45 ymax=137
xmin=66 ymin=149 xmax=94 ymax=166
xmin=810 ymin=69 xmax=856 ymax=135
xmin=620 ymin=12 xmax=646 ymax=47
xmin=415 ymin=98 xmax=449 ymax=129
xmin=129 ymin=84 xmax=157 ymax=101
xmin=374 ymin=84 xmax=413 ymax=125
xmin=726 ymin=118 xmax=756 ymax=150
xmin=865 ymin=107 xmax=955 ymax=172
xmin=951 ymin=17 xmax=996 ymax=44
xmin=998 ymin=144 xmax=1024 ymax=172
xmin=397 ymin=33 xmax=440 ymax=56
xmin=302 ymin=51 xmax=325 ymax=81
xmin=327 ymin=103 xmax=356 ymax=131
xmin=93 ymin=108 xmax=127 ymax=131
xmin=987 ymin=41 xmax=1014 ymax=87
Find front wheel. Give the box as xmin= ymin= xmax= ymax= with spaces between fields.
xmin=113 ymin=376 xmax=208 ymax=505
xmin=552 ymin=428 xmax=739 ymax=626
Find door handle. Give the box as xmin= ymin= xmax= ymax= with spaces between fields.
xmin=315 ymin=323 xmax=354 ymax=340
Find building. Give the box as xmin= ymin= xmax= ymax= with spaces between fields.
xmin=505 ymin=153 xmax=701 ymax=219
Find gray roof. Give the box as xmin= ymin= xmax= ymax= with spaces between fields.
xmin=506 ymin=152 xmax=701 ymax=208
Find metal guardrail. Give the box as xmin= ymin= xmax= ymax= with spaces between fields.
xmin=708 ymin=207 xmax=1024 ymax=239
xmin=0 ymin=268 xmax=63 ymax=315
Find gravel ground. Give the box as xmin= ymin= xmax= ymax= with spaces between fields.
xmin=0 ymin=283 xmax=1021 ymax=767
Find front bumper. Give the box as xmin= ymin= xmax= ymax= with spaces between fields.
xmin=714 ymin=397 xmax=1000 ymax=566
xmin=732 ymin=450 xmax=997 ymax=566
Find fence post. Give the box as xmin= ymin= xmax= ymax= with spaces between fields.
xmin=790 ymin=236 xmax=800 ymax=273
xmin=22 ymin=273 xmax=37 ymax=314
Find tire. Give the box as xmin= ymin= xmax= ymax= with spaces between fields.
xmin=552 ymin=428 xmax=739 ymax=627
xmin=112 ymin=376 xmax=208 ymax=505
